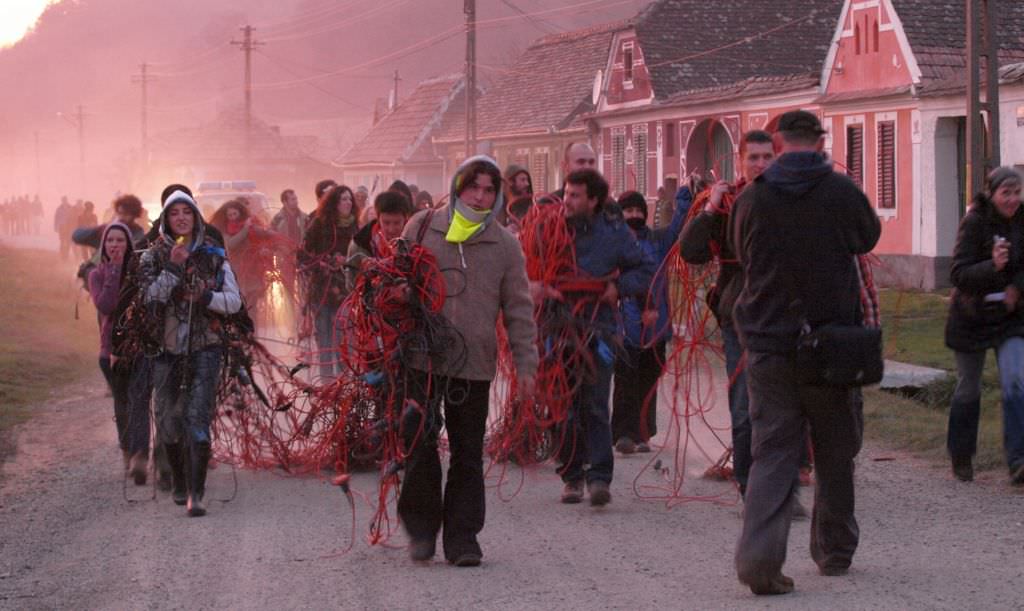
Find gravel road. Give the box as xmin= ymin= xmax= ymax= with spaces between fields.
xmin=2 ymin=373 xmax=1022 ymax=610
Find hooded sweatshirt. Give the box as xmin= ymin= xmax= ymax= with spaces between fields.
xmin=728 ymin=151 xmax=881 ymax=354
xmin=138 ymin=191 xmax=243 ymax=355
xmin=88 ymin=222 xmax=135 ymax=358
xmin=402 ymin=156 xmax=538 ymax=381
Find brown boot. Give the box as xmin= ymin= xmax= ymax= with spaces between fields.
xmin=745 ymin=573 xmax=795 ymax=596
xmin=560 ymin=480 xmax=583 ymax=504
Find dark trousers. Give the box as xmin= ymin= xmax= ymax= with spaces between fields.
xmin=723 ymin=326 xmax=752 ymax=491
xmin=120 ymin=357 xmax=156 ymax=456
xmin=151 ymin=347 xmax=223 ymax=448
xmin=398 ymin=371 xmax=490 ymax=559
xmin=612 ymin=341 xmax=665 ymax=443
xmin=950 ymin=339 xmax=1024 ymax=469
xmin=735 ymin=351 xmax=862 ymax=583
xmin=558 ymin=355 xmax=615 ymax=485
xmin=99 ymin=356 xmax=135 ymax=452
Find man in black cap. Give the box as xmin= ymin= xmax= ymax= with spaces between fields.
xmin=729 ymin=110 xmax=880 ymax=595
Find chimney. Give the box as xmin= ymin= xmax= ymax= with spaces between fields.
xmin=373 ymin=97 xmax=388 ymax=126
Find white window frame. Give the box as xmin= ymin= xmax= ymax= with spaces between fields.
xmin=622 ymin=42 xmax=635 ymax=90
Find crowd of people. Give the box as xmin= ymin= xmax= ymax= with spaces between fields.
xmin=0 ymin=194 xmax=44 ymax=237
xmin=65 ymin=109 xmax=1024 ymax=595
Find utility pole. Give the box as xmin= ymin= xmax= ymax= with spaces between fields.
xmin=966 ymin=0 xmax=1001 ymax=200
xmin=131 ymin=62 xmax=155 ymax=162
xmin=57 ymin=106 xmax=87 ymax=188
xmin=392 ymin=69 xmax=401 ymax=109
xmin=231 ymin=25 xmax=264 ymax=169
xmin=464 ymin=0 xmax=477 ymax=158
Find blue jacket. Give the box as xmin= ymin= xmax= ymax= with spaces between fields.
xmin=568 ymin=208 xmax=657 ymax=335
xmin=621 ymin=188 xmax=691 ymax=347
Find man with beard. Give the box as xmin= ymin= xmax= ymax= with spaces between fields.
xmin=505 ymin=164 xmax=533 ymax=201
xmin=530 ymin=169 xmax=655 ymax=506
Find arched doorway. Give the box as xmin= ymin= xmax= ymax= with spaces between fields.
xmin=684 ymin=119 xmax=735 ymax=182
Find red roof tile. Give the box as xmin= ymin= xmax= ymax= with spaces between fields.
xmin=339 ymin=75 xmax=464 ymax=166
xmin=633 ymin=0 xmax=842 ymax=100
xmin=890 ymin=0 xmax=1024 ymax=95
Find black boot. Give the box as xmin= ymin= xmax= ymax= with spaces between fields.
xmin=165 ymin=443 xmax=188 ymax=505
xmin=187 ymin=441 xmax=211 ymax=517
xmin=952 ymin=455 xmax=974 ymax=482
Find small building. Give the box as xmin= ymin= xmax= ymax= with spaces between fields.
xmin=335 ymin=74 xmax=466 ymax=196
xmin=146 ymin=108 xmax=335 ymax=208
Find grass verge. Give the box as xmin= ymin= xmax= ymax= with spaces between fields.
xmin=0 ymin=246 xmax=99 ymax=462
xmin=872 ymin=289 xmax=1005 ymax=471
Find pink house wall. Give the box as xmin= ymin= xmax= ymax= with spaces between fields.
xmin=826 ymin=1 xmax=914 ymax=93
xmin=605 ymin=33 xmax=654 ymax=106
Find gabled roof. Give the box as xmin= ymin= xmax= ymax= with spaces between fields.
xmin=338 ymin=75 xmax=464 ymax=166
xmin=150 ymin=108 xmax=328 ymax=164
xmin=888 ymin=0 xmax=1024 ymax=96
xmin=632 ymin=0 xmax=842 ymax=100
xmin=437 ymin=20 xmax=626 ymax=142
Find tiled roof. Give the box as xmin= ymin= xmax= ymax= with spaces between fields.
xmin=436 ymin=20 xmax=626 ymax=142
xmin=890 ymin=0 xmax=1024 ymax=95
xmin=662 ymin=73 xmax=820 ymax=107
xmin=633 ymin=0 xmax=842 ymax=100
xmin=339 ymin=75 xmax=464 ymax=166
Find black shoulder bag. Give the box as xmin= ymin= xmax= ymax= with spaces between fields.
xmin=769 ymin=182 xmax=884 ymax=387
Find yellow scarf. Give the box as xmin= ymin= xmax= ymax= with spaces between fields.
xmin=445 ymin=209 xmax=483 ymax=243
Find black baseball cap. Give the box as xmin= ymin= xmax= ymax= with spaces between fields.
xmin=777 ymin=110 xmax=826 ymax=136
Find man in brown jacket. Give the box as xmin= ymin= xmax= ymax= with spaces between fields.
xmin=398 ymin=156 xmax=538 ymax=567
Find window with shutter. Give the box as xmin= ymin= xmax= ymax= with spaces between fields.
xmin=846 ymin=124 xmax=864 ymax=187
xmin=531 ymin=151 xmax=549 ymax=194
xmin=633 ymin=129 xmax=648 ymax=195
xmin=612 ymin=131 xmax=626 ymax=194
xmin=877 ymin=120 xmax=896 ymax=209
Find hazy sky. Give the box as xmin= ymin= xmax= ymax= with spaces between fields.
xmin=0 ymin=0 xmax=55 ymax=48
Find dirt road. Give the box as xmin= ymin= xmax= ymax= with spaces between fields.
xmin=2 ymin=372 xmax=1022 ymax=610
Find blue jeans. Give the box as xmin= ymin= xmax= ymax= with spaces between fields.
xmin=151 ymin=347 xmax=223 ymax=447
xmin=558 ymin=352 xmax=615 ymax=485
xmin=950 ymin=337 xmax=1024 ymax=469
xmin=313 ymin=303 xmax=341 ymax=380
xmin=723 ymin=326 xmax=752 ymax=491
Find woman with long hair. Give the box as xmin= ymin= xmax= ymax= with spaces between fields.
xmin=298 ymin=184 xmax=360 ymax=380
xmin=209 ymin=198 xmax=277 ymax=311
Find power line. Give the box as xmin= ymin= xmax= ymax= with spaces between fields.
xmin=254 ymin=0 xmax=364 ymax=35
xmin=255 ymin=49 xmax=374 ymax=112
xmin=252 ymin=26 xmax=464 ymax=90
xmin=644 ymin=11 xmax=822 ymax=70
xmin=499 ymin=0 xmax=559 ymax=34
xmin=148 ymin=53 xmax=233 ymax=78
xmin=146 ymin=42 xmax=232 ymax=69
xmin=260 ymin=0 xmax=411 ymax=44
